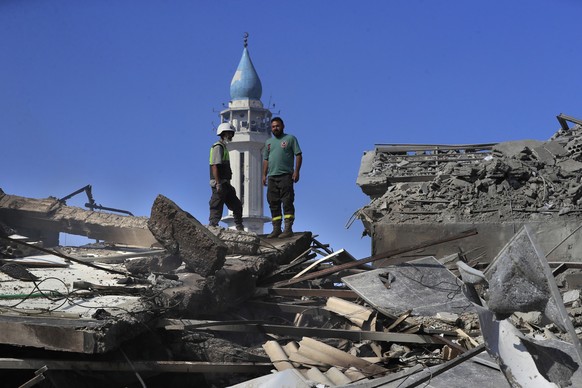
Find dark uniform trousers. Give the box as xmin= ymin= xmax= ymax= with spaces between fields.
xmin=267 ymin=174 xmax=295 ymax=220
xmin=209 ymin=182 xmax=243 ymax=226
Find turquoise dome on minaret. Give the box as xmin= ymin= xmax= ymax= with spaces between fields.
xmin=230 ymin=43 xmax=262 ymax=101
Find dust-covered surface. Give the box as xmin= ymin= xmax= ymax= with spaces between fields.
xmin=1 ymin=214 xmax=582 ymax=387
xmin=0 ymin=242 xmax=174 ymax=356
xmin=0 ymin=252 xmax=143 ymax=318
xmin=4 ymin=117 xmax=582 ymax=386
xmin=357 ymin=121 xmax=582 ymax=225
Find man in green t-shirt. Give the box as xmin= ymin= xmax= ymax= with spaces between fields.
xmin=262 ymin=117 xmax=302 ymax=238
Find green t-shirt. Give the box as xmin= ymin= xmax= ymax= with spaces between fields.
xmin=263 ymin=133 xmax=302 ymax=176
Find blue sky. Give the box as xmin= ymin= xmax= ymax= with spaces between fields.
xmin=2 ymin=1 xmax=582 ymax=259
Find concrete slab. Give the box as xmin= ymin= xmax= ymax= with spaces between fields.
xmin=459 ymin=226 xmax=582 ymax=386
xmin=0 ymin=251 xmax=157 ymax=353
xmin=566 ymin=273 xmax=582 ymax=289
xmin=228 ymin=368 xmax=312 ymax=388
xmin=208 ymin=227 xmax=261 ymax=255
xmin=470 ymin=302 xmax=582 ymax=387
xmin=381 ymin=354 xmax=510 ymax=388
xmin=484 ymin=226 xmax=578 ymax=337
xmin=148 ymin=194 xmax=227 ymax=277
xmin=342 ymin=256 xmax=472 ymax=317
xmin=533 ymin=144 xmax=557 ymax=165
xmin=543 ymin=140 xmax=569 ymax=158
xmin=493 ymin=140 xmax=543 ymax=158
xmin=558 ymin=159 xmax=582 ymax=173
xmin=369 ymin=220 xmax=582 ymax=265
xmin=0 ymin=190 xmax=157 ymax=248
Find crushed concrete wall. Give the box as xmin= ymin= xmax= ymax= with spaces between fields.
xmin=357 ymin=118 xmax=582 ymax=261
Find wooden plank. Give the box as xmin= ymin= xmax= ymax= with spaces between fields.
xmin=0 ymin=358 xmax=272 ymax=373
xmin=159 ymin=319 xmax=438 ymax=345
xmin=258 ymin=247 xmax=313 ymax=283
xmin=267 ymin=287 xmax=358 ymax=299
xmin=398 ymin=345 xmax=486 ymax=387
xmin=246 ymin=301 xmax=327 ymax=315
xmin=270 ymin=229 xmax=478 ymax=288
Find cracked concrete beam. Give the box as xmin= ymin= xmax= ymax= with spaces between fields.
xmin=0 ymin=189 xmax=156 ymax=247
xmin=148 ymin=194 xmax=226 ymax=277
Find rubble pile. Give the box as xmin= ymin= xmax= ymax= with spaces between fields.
xmin=360 ymin=123 xmax=582 ymax=225
xmin=4 ymin=114 xmax=582 ymax=386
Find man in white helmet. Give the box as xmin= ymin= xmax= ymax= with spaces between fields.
xmin=209 ymin=123 xmax=244 ymax=230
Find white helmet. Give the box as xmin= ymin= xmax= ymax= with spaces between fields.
xmin=217 ymin=123 xmax=235 ymax=136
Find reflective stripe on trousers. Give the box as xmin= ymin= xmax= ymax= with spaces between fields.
xmin=267 ymin=174 xmax=295 ymax=221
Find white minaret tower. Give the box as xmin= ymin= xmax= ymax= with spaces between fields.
xmin=221 ymin=33 xmax=271 ymax=233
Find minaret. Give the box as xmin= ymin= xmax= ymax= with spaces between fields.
xmin=220 ymin=33 xmax=271 ymax=233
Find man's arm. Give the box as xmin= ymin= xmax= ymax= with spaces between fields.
xmin=211 ymin=164 xmax=222 ymax=191
xmin=262 ymin=160 xmax=269 ymax=186
xmin=293 ymin=153 xmax=302 ymax=183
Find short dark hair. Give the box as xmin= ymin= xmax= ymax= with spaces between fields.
xmin=271 ymin=117 xmax=284 ymax=126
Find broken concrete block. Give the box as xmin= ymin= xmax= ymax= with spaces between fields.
xmin=543 ymin=140 xmax=569 ymax=158
xmin=563 ymin=289 xmax=580 ymax=305
xmin=386 ymin=343 xmax=408 ymax=359
xmin=435 ymin=312 xmax=459 ymax=325
xmin=484 ymin=228 xmax=555 ymax=319
xmin=513 ymin=311 xmax=543 ymax=326
xmin=148 ymin=194 xmax=227 ymax=277
xmin=493 ymin=140 xmax=542 ymax=159
xmin=125 ymin=254 xmax=182 ymax=275
xmin=450 ymin=178 xmax=471 ymax=188
xmin=484 ymin=226 xmax=579 ymax=340
xmin=566 ymin=273 xmax=582 ymax=290
xmin=523 ymin=188 xmax=537 ymax=199
xmin=207 ymin=227 xmax=260 ymax=255
xmin=166 ymin=267 xmax=258 ymax=315
xmin=558 ymin=159 xmax=582 ymax=173
xmin=533 ymin=145 xmax=557 ymax=165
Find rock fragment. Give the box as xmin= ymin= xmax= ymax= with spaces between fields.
xmin=148 ymin=194 xmax=227 ymax=277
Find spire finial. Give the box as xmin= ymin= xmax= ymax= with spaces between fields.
xmin=230 ymin=32 xmax=262 ymax=100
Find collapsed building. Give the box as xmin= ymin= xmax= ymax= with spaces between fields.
xmin=1 ymin=113 xmax=582 ymax=387
xmin=356 ymin=113 xmax=582 ymax=265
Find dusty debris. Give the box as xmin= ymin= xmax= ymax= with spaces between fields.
xmin=356 ymin=114 xmax=582 ymax=263
xmin=148 ymin=194 xmax=227 ymax=277
xmin=342 ymin=257 xmax=472 ymax=318
xmin=458 ymin=226 xmax=582 ymax=387
xmin=3 ymin=114 xmax=582 ymax=387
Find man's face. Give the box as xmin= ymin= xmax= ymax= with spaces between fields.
xmin=224 ymin=131 xmax=234 ymax=142
xmin=271 ymin=121 xmax=284 ymax=137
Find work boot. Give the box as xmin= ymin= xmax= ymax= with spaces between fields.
xmin=235 ymin=224 xmax=245 ymax=231
xmin=267 ymin=220 xmax=282 ymax=238
xmin=279 ymin=219 xmax=294 ymax=239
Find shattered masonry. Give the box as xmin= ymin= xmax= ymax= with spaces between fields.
xmin=1 ymin=114 xmax=582 ymax=387
xmin=357 ymin=115 xmax=582 ymax=263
